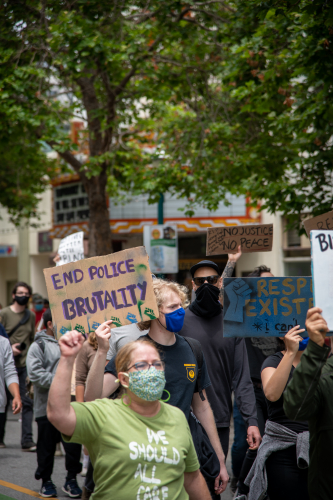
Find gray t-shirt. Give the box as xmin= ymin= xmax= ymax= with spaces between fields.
xmin=106 ymin=324 xmax=149 ymax=360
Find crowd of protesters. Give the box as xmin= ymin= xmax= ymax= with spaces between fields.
xmin=0 ymin=249 xmax=332 ymax=500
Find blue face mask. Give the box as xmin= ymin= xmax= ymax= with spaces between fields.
xmin=162 ymin=308 xmax=186 ymax=333
xmin=299 ymin=337 xmax=309 ymax=351
xmin=34 ymin=303 xmax=44 ymax=312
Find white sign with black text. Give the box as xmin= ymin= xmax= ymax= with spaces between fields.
xmin=56 ymin=232 xmax=84 ymax=267
xmin=311 ymin=230 xmax=333 ymax=331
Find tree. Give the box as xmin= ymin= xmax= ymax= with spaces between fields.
xmin=0 ymin=0 xmax=235 ymax=255
xmin=142 ymin=0 xmax=333 ymax=232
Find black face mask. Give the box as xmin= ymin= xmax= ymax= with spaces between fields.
xmin=189 ymin=283 xmax=222 ymax=318
xmin=15 ymin=295 xmax=30 ymax=306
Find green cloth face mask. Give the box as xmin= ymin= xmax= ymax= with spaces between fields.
xmin=123 ymin=367 xmax=166 ymax=401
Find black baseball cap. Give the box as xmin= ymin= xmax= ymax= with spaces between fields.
xmin=190 ymin=260 xmax=221 ymax=278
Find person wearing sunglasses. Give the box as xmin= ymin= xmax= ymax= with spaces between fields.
xmin=47 ymin=332 xmax=211 ymax=500
xmin=180 ymin=248 xmax=261 ymax=462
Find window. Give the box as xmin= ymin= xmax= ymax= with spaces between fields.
xmin=54 ymin=182 xmax=90 ymax=224
xmin=287 ymin=228 xmax=301 ymax=247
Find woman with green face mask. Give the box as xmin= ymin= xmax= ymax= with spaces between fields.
xmin=47 ymin=331 xmax=211 ymax=500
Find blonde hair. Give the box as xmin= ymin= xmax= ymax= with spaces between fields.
xmin=115 ymin=338 xmax=160 ymax=385
xmin=137 ymin=278 xmax=189 ymax=331
xmin=87 ymin=330 xmax=98 ymax=350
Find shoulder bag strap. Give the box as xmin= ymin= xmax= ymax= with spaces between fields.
xmin=7 ymin=309 xmax=31 ymax=338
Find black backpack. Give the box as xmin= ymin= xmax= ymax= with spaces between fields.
xmin=183 ymin=337 xmax=220 ymax=496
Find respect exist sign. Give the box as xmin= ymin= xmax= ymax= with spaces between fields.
xmin=44 ymin=246 xmax=159 ymax=339
xmin=223 ymin=277 xmax=313 ymax=337
xmin=206 ymin=224 xmax=273 ymax=255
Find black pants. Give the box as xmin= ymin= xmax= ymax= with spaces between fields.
xmin=217 ymin=426 xmax=230 ymax=458
xmin=0 ymin=366 xmax=34 ymax=445
xmin=266 ymin=445 xmax=309 ymax=500
xmin=35 ymin=416 xmax=82 ymax=483
xmin=237 ymin=385 xmax=268 ymax=495
xmin=84 ymin=459 xmax=95 ymax=493
xmin=0 ymin=411 xmax=6 ymax=443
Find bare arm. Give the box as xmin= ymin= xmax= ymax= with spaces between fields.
xmin=261 ymin=325 xmax=304 ymax=402
xmin=192 ymin=391 xmax=228 ymax=494
xmin=84 ymin=321 xmax=113 ymax=401
xmin=47 ymin=330 xmax=84 ymax=436
xmin=75 ymin=385 xmax=85 ymax=402
xmin=85 ymin=350 xmax=108 ymax=401
xmin=184 ymin=470 xmax=211 ymax=500
xmin=220 ymin=246 xmax=242 ymax=299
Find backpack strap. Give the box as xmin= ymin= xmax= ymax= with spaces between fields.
xmin=35 ymin=339 xmax=45 ymax=354
xmin=7 ymin=309 xmax=31 ymax=338
xmin=183 ymin=336 xmax=206 ymax=401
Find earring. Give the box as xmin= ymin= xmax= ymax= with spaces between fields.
xmin=121 ymin=393 xmax=131 ymax=406
xmin=160 ymin=390 xmax=171 ymax=403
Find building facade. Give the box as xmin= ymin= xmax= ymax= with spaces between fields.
xmin=0 ymin=175 xmax=311 ymax=307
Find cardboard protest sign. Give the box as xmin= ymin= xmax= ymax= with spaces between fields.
xmin=206 ymin=224 xmax=273 ymax=256
xmin=303 ymin=210 xmax=333 ymax=237
xmin=223 ymin=277 xmax=312 ymax=337
xmin=56 ymin=232 xmax=84 ymax=266
xmin=44 ymin=246 xmax=159 ymax=339
xmin=311 ymin=230 xmax=333 ymax=331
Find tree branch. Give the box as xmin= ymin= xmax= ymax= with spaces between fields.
xmin=190 ymin=7 xmax=231 ymax=23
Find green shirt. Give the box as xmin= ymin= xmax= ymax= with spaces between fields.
xmin=0 ymin=306 xmax=35 ymax=367
xmin=63 ymin=399 xmax=199 ymax=500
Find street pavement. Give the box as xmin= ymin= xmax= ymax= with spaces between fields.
xmin=0 ymin=413 xmax=235 ymax=500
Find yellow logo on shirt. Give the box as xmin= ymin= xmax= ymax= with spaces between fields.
xmin=184 ymin=364 xmax=196 ymax=382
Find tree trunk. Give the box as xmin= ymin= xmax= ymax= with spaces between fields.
xmin=84 ymin=173 xmax=113 ymax=257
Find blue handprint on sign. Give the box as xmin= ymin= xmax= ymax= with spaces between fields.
xmin=126 ymin=313 xmax=138 ymax=324
xmin=224 ymin=278 xmax=252 ymax=323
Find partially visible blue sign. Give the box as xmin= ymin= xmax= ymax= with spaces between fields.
xmin=223 ymin=277 xmax=313 ymax=337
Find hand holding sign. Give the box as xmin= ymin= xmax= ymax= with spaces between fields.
xmin=305 ymin=307 xmax=329 ymax=347
xmin=224 ymin=278 xmax=252 ymax=323
xmin=95 ymin=320 xmax=113 ymax=353
xmin=282 ymin=325 xmax=305 ymax=355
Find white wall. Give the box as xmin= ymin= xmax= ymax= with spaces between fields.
xmin=0 ymin=258 xmax=18 ymax=307
xmin=236 ymin=211 xmax=284 ymax=277
xmin=0 ymin=187 xmax=54 ymax=304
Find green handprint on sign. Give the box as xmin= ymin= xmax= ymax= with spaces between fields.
xmin=110 ymin=316 xmax=122 ymax=328
xmin=74 ymin=324 xmax=86 ymax=336
xmin=144 ymin=308 xmax=156 ymax=320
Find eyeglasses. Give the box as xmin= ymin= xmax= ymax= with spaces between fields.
xmin=128 ymin=361 xmax=165 ymax=371
xmin=193 ymin=275 xmax=219 ymax=286
xmin=16 ymin=292 xmax=30 ymax=297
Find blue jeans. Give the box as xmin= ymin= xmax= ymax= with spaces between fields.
xmin=231 ymin=400 xmax=248 ymax=477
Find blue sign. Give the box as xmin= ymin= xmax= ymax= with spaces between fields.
xmin=223 ymin=277 xmax=313 ymax=337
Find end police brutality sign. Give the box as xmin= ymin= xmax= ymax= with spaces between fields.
xmin=223 ymin=277 xmax=313 ymax=337
xmin=44 ymin=246 xmax=159 ymax=339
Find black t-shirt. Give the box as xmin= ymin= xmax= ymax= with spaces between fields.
xmin=261 ymin=352 xmax=308 ymax=433
xmin=245 ymin=337 xmax=278 ymax=382
xmin=104 ymin=333 xmax=211 ymax=420
xmin=180 ymin=308 xmax=258 ymax=428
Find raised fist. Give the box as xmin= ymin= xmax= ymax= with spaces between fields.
xmin=59 ymin=330 xmax=85 ymax=358
xmin=224 ymin=278 xmax=252 ymax=323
